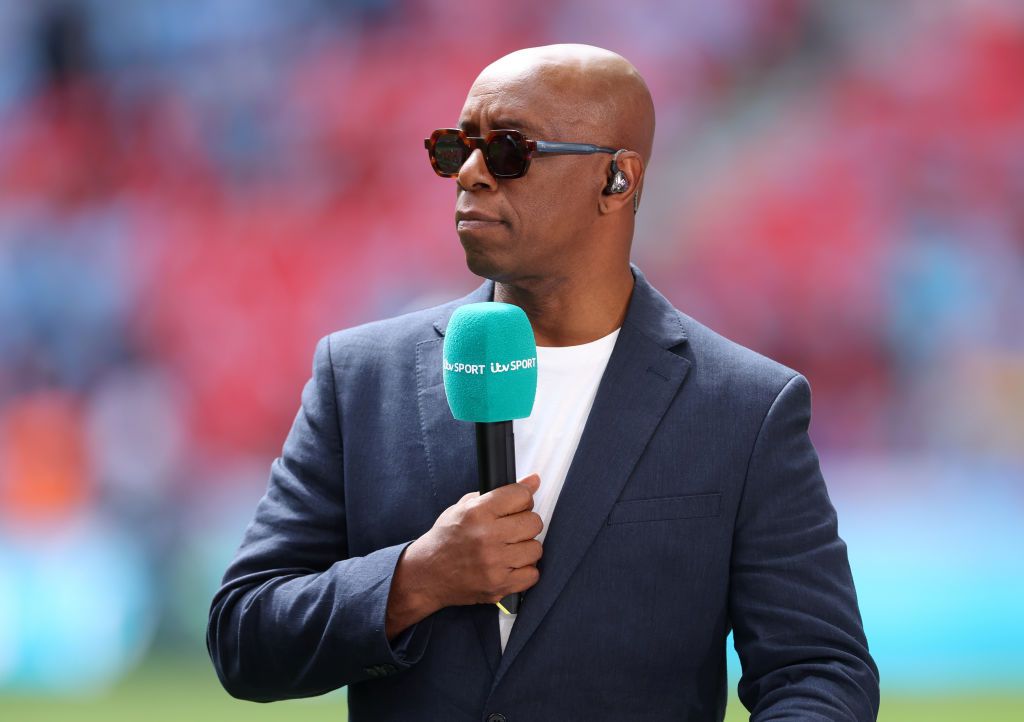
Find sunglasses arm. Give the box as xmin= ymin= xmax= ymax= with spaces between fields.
xmin=533 ymin=141 xmax=617 ymax=156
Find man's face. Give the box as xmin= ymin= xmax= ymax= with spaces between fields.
xmin=453 ymin=73 xmax=606 ymax=282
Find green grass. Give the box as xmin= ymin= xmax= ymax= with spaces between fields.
xmin=0 ymin=656 xmax=346 ymax=721
xmin=874 ymin=694 xmax=1024 ymax=722
xmin=1 ymin=655 xmax=1021 ymax=721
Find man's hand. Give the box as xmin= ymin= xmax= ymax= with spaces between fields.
xmin=385 ymin=473 xmax=543 ymax=639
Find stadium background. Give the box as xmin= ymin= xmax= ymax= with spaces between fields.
xmin=0 ymin=0 xmax=1022 ymax=719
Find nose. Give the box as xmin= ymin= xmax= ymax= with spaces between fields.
xmin=457 ymin=147 xmax=497 ymax=192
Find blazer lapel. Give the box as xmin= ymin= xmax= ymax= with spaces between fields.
xmin=415 ymin=277 xmax=503 ymax=674
xmin=415 ymin=276 xmax=496 ymax=517
xmin=487 ymin=263 xmax=691 ymax=691
xmin=415 ymin=336 xmax=477 ymax=515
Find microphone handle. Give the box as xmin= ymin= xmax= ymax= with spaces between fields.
xmin=475 ymin=420 xmax=523 ymax=615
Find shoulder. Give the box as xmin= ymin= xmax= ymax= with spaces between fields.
xmin=316 ymin=294 xmax=460 ymax=368
xmin=674 ymin=308 xmax=801 ymax=405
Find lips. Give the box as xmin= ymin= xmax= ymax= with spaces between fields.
xmin=456 ymin=210 xmax=504 ymax=224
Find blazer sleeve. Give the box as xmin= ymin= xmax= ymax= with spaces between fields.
xmin=206 ymin=334 xmax=434 ymax=702
xmin=728 ymin=373 xmax=880 ymax=721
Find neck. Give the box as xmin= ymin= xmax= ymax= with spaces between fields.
xmin=493 ymin=264 xmax=634 ymax=347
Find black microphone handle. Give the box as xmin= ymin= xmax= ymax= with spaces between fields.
xmin=475 ymin=420 xmax=523 ymax=614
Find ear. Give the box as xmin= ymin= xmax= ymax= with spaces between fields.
xmin=598 ymin=150 xmax=644 ymax=216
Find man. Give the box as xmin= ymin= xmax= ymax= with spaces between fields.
xmin=207 ymin=44 xmax=879 ymax=721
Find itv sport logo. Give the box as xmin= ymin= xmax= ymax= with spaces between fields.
xmin=443 ymin=357 xmax=537 ymax=375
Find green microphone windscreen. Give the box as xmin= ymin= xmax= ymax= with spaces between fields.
xmin=443 ymin=302 xmax=538 ymax=422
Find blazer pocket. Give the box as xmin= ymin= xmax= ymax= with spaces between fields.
xmin=606 ymin=492 xmax=722 ymax=525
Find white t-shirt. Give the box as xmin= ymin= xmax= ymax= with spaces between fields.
xmin=498 ymin=326 xmax=621 ymax=653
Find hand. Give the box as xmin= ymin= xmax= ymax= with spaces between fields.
xmin=404 ymin=473 xmax=544 ymax=611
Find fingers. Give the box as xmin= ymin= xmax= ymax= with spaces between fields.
xmin=430 ymin=476 xmax=544 ymax=608
xmin=504 ymin=564 xmax=541 ymax=594
xmin=482 ymin=474 xmax=541 ymax=517
xmin=505 ymin=538 xmax=543 ymax=569
xmin=517 ymin=472 xmax=540 ymax=494
xmin=492 ymin=509 xmax=544 ymax=543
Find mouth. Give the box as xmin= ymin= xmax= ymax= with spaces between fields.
xmin=456 ymin=210 xmax=505 ymax=230
xmin=456 ymin=219 xmax=505 ymax=231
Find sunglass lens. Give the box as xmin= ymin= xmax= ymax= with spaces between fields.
xmin=434 ymin=132 xmax=468 ymax=175
xmin=486 ymin=132 xmax=527 ymax=177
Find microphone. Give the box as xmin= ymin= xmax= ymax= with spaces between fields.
xmin=442 ymin=302 xmax=537 ymax=615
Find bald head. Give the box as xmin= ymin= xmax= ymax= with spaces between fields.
xmin=471 ymin=44 xmax=655 ymax=165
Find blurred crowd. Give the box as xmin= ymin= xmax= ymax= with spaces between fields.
xmin=666 ymin=0 xmax=1024 ymax=457
xmin=0 ymin=0 xmax=1021 ymax=695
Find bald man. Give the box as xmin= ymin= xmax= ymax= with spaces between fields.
xmin=207 ymin=45 xmax=879 ymax=721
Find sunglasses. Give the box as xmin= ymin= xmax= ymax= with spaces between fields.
xmin=424 ymin=128 xmax=618 ymax=179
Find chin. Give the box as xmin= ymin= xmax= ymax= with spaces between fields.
xmin=460 ymin=239 xmax=499 ymax=278
xmin=464 ymin=253 xmax=499 ymax=280
xmin=463 ymin=249 xmax=513 ymax=283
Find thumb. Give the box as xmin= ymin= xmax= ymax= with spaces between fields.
xmin=517 ymin=473 xmax=541 ymax=495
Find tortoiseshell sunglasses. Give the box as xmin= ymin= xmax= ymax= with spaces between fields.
xmin=424 ymin=128 xmax=618 ymax=179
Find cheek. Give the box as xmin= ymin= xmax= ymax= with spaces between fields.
xmin=509 ymin=170 xmax=597 ymax=238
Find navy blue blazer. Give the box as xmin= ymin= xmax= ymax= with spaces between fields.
xmin=207 ymin=263 xmax=879 ymax=721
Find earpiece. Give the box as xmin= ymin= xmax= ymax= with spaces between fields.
xmin=603 ymin=149 xmax=639 ymax=214
xmin=603 ymin=149 xmax=630 ymax=194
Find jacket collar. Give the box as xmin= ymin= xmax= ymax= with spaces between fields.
xmin=432 ymin=262 xmax=687 ymax=351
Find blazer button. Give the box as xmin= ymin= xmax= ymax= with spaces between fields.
xmin=486 ymin=714 xmax=507 ymax=722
